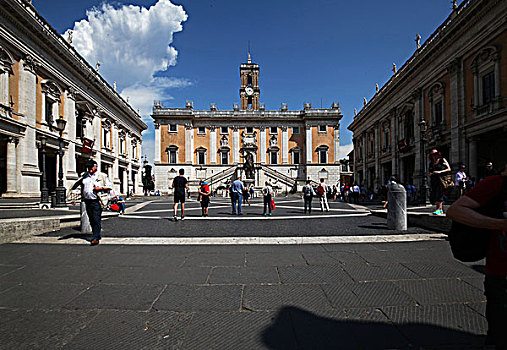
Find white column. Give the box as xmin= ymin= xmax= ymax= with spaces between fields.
xmin=333 ymin=125 xmax=340 ymax=163
xmin=64 ymin=91 xmax=78 ymax=185
xmin=19 ymin=57 xmax=40 ymax=195
xmin=185 ymin=125 xmax=193 ymax=164
xmin=154 ymin=123 xmax=161 ymax=163
xmin=112 ymin=122 xmax=120 ymax=190
xmin=232 ymin=127 xmax=239 ymax=164
xmin=6 ymin=138 xmax=18 ymax=194
xmin=210 ymin=127 xmax=217 ymax=164
xmin=260 ymin=127 xmax=267 ymax=163
xmin=281 ymin=126 xmax=289 ymax=164
xmin=305 ymin=125 xmax=312 ymax=164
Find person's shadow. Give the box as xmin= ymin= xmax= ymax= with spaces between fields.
xmin=262 ymin=306 xmax=486 ymax=349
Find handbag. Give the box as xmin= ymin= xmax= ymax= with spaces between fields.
xmin=449 ymin=177 xmax=507 ymax=262
xmin=98 ymin=192 xmax=109 ymax=209
xmin=439 ymin=174 xmax=454 ymax=189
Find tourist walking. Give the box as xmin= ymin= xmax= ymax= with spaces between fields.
xmin=82 ymin=159 xmax=112 ymax=246
xmin=262 ymin=181 xmax=273 ymax=216
xmin=455 ymin=164 xmax=468 ymax=198
xmin=230 ymin=177 xmax=244 ymax=215
xmin=198 ymin=180 xmax=210 ymax=217
xmin=352 ymin=183 xmax=360 ymax=204
xmin=428 ymin=149 xmax=451 ymax=215
xmin=332 ymin=185 xmax=338 ymax=201
xmin=317 ymin=178 xmax=330 ymax=212
xmin=242 ymin=186 xmax=251 ymax=206
xmin=172 ymin=169 xmax=189 ymax=221
xmin=302 ymin=180 xmax=315 ymax=214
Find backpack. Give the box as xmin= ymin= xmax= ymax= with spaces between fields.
xmin=449 ymin=176 xmax=507 ymax=262
xmin=317 ymin=184 xmax=324 ymax=197
xmin=303 ymin=185 xmax=312 ymax=197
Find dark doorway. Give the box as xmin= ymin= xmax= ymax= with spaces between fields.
xmin=38 ymin=149 xmax=57 ymax=193
xmin=119 ymin=167 xmax=124 ymax=194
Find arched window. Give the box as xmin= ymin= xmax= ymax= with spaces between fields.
xmin=470 ymin=46 xmax=501 ymax=114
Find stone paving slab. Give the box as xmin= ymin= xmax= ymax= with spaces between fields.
xmin=278 ymin=265 xmax=354 ymax=284
xmin=208 ymin=266 xmax=279 ymax=284
xmin=183 ymin=311 xmax=296 ymax=350
xmin=242 ymin=284 xmax=333 ymax=312
xmin=401 ymin=261 xmax=484 ymax=279
xmin=63 ymin=310 xmax=193 ymax=350
xmin=64 ymin=284 xmax=165 ymax=311
xmin=153 ymin=285 xmax=242 ymax=312
xmin=182 ymin=252 xmax=246 ymax=267
xmin=98 ymin=266 xmax=212 ymax=285
xmin=0 ymin=282 xmax=88 ymax=309
xmin=394 ymin=278 xmax=486 ymax=305
xmin=341 ymin=262 xmax=420 ymax=282
xmin=322 ymin=281 xmax=417 ymax=309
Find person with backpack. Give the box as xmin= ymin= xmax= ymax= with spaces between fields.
xmin=447 ymin=164 xmax=507 ymax=349
xmin=172 ymin=169 xmax=189 ymax=221
xmin=302 ymin=180 xmax=315 ymax=214
xmin=262 ymin=181 xmax=273 ymax=216
xmin=317 ymin=178 xmax=330 ymax=212
xmin=198 ymin=181 xmax=211 ymax=217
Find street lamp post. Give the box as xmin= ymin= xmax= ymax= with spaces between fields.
xmin=418 ymin=119 xmax=428 ymax=205
xmin=40 ymin=136 xmax=49 ymax=205
xmin=54 ymin=116 xmax=67 ymax=207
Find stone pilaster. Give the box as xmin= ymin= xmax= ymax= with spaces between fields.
xmin=333 ymin=125 xmax=340 ymax=163
xmin=259 ymin=127 xmax=266 ymax=163
xmin=232 ymin=126 xmax=239 ymax=164
xmin=209 ymin=126 xmax=217 ymax=164
xmin=6 ymin=137 xmax=18 ymax=194
xmin=391 ymin=109 xmax=398 ymax=177
xmin=185 ymin=124 xmax=193 ymax=164
xmin=305 ymin=125 xmax=312 ymax=164
xmin=413 ymin=89 xmax=423 ymax=189
xmin=154 ymin=123 xmax=161 ymax=163
xmin=447 ymin=58 xmax=462 ymax=168
xmin=281 ymin=126 xmax=289 ymax=164
xmin=64 ymin=90 xmax=78 ymax=185
xmin=112 ymin=122 xmax=120 ymax=192
xmin=374 ymin=122 xmax=380 ymax=188
xmin=468 ymin=137 xmax=478 ymax=179
xmin=362 ymin=133 xmax=367 ymax=187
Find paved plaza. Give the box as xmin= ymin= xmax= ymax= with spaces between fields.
xmin=0 ymin=197 xmax=489 ymax=349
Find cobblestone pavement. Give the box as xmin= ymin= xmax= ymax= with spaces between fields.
xmin=0 ymin=197 xmax=488 ymax=349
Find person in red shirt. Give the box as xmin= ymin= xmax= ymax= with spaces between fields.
xmin=447 ymin=164 xmax=507 ymax=348
xmin=198 ymin=181 xmax=211 ymax=217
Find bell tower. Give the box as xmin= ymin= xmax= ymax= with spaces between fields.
xmin=239 ymin=53 xmax=260 ymax=110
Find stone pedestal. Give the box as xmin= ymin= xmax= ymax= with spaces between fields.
xmin=387 ymin=182 xmax=407 ymax=230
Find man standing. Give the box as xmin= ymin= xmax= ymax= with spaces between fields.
xmin=172 ymin=169 xmax=189 ymax=221
xmin=447 ymin=164 xmax=507 ymax=348
xmin=317 ymin=178 xmax=330 ymax=212
xmin=455 ymin=164 xmax=467 ymax=198
xmin=230 ymin=177 xmax=244 ymax=215
xmin=302 ymin=180 xmax=315 ymax=214
xmin=82 ymin=160 xmax=111 ymax=246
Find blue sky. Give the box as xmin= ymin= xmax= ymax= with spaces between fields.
xmin=32 ymin=0 xmax=460 ymax=162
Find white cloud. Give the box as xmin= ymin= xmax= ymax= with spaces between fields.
xmin=65 ymin=0 xmax=189 ymax=163
xmin=67 ymin=0 xmax=188 ymax=89
xmin=338 ymin=143 xmax=353 ymax=159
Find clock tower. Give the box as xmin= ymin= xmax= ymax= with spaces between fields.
xmin=240 ymin=53 xmax=260 ymax=110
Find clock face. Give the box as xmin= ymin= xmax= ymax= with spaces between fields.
xmin=245 ymin=86 xmax=254 ymax=96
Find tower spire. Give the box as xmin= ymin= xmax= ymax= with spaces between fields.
xmin=248 ymin=40 xmax=251 ymax=63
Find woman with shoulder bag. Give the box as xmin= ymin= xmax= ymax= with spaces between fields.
xmin=428 ymin=149 xmax=451 ymax=215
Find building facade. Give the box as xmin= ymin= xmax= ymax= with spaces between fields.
xmin=0 ymin=0 xmax=147 ymax=198
xmin=348 ymin=0 xmax=507 ymax=195
xmin=152 ymin=56 xmax=343 ymax=193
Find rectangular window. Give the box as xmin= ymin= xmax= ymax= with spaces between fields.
xmin=342 ymin=164 xmax=348 ymax=172
xmin=319 ymin=150 xmax=327 ymax=164
xmin=292 ymin=127 xmax=300 ymax=134
xmin=319 ymin=125 xmax=327 ymax=133
xmin=169 ymin=124 xmax=177 ymax=132
xmin=221 ymin=152 xmax=229 ymax=165
xmin=270 ymin=126 xmax=277 ymax=134
xmin=132 ymin=144 xmax=136 ymax=159
xmin=221 ymin=126 xmax=228 ymax=134
xmin=45 ymin=99 xmax=54 ymax=125
xmin=76 ymin=112 xmax=83 ymax=139
xmin=198 ymin=152 xmax=205 ymax=165
xmin=483 ymin=71 xmax=495 ymax=104
xmin=434 ymin=101 xmax=443 ymax=125
xmin=169 ymin=150 xmax=177 ymax=164
xmin=198 ymin=127 xmax=206 ymax=135
xmin=119 ymin=139 xmax=124 ymax=155
xmin=103 ymin=129 xmax=110 ymax=149
xmin=246 ymin=127 xmax=253 ymax=134
xmin=293 ymin=151 xmax=300 ymax=164
xmin=270 ymin=152 xmax=278 ymax=164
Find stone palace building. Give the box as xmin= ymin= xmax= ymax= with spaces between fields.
xmin=152 ymin=56 xmax=343 ymax=193
xmin=348 ymin=0 xmax=507 ymax=194
xmin=0 ymin=0 xmax=147 ymax=198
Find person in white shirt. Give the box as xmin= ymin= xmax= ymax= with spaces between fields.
xmin=82 ymin=160 xmax=111 ymax=245
xmin=262 ymin=181 xmax=273 ymax=216
xmin=455 ymin=164 xmax=467 ymax=197
xmin=317 ymin=178 xmax=330 ymax=212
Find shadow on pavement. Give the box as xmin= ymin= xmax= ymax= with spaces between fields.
xmin=262 ymin=306 xmax=485 ymax=349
